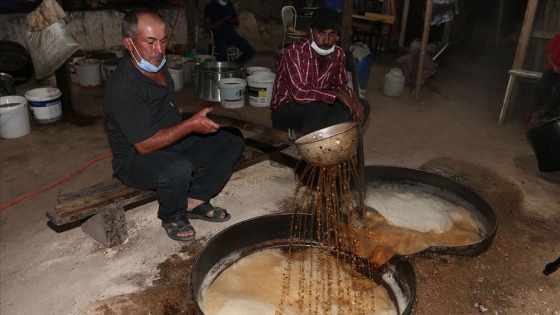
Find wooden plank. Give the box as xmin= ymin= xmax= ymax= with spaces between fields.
xmin=49 ymin=125 xmax=292 ymax=225
xmin=364 ymin=12 xmax=395 ymax=24
xmin=508 ymin=69 xmax=542 ymax=80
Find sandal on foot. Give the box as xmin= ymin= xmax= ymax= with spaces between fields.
xmin=187 ymin=202 xmax=231 ymax=222
xmin=162 ymin=215 xmax=196 ymax=241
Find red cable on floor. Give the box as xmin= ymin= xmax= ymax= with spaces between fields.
xmin=0 ymin=152 xmax=113 ymax=212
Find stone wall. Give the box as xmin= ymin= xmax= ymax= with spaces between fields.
xmin=0 ymin=0 xmax=302 ymax=52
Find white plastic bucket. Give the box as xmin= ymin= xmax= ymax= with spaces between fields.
xmin=245 ymin=66 xmax=271 ymax=76
xmin=247 ymin=72 xmax=276 ymax=107
xmin=0 ymin=95 xmax=30 ymax=139
xmin=169 ymin=62 xmax=184 ymax=91
xmin=103 ymin=58 xmax=120 ymax=81
xmin=383 ymin=68 xmax=405 ymax=97
xmin=217 ymin=78 xmax=247 ymax=108
xmin=76 ymin=59 xmax=102 ymax=87
xmin=25 ymin=87 xmax=62 ymax=124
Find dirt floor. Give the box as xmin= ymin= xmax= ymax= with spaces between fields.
xmin=1 ymin=33 xmax=559 ymax=315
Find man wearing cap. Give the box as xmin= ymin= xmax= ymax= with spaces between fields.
xmin=270 ymin=7 xmax=370 ymax=135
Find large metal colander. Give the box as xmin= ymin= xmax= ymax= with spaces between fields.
xmin=294 ymin=121 xmax=359 ymax=166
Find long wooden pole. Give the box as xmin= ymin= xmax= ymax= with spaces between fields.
xmin=398 ymin=0 xmax=410 ymax=47
xmin=341 ymin=0 xmax=354 ymax=50
xmin=414 ymin=0 xmax=433 ymax=98
xmin=513 ymin=0 xmax=538 ymax=69
xmin=186 ymin=0 xmax=196 ymax=50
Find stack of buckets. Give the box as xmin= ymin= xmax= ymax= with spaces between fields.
xmin=246 ymin=67 xmax=275 ymax=108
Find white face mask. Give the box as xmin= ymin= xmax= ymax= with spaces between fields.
xmin=218 ymin=0 xmax=227 ymax=6
xmin=310 ymin=30 xmax=335 ymax=56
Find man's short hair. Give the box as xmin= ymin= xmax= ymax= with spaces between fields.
xmin=312 ymin=7 xmax=341 ymax=33
xmin=122 ymin=9 xmax=164 ymax=38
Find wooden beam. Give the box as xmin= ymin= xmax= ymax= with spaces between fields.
xmin=186 ymin=0 xmax=196 ymax=50
xmin=341 ymin=0 xmax=354 ymax=50
xmin=513 ymin=0 xmax=538 ymax=69
xmin=414 ymin=0 xmax=433 ymax=98
xmin=398 ymin=0 xmax=410 ymax=47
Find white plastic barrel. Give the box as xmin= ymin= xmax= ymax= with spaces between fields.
xmin=75 ymin=59 xmax=102 ymax=87
xmin=24 ymin=87 xmax=62 ymax=124
xmin=0 ymin=95 xmax=30 ymax=139
xmin=246 ymin=72 xmax=276 ymax=107
xmin=218 ymin=78 xmax=247 ymax=108
xmin=383 ymin=68 xmax=405 ymax=97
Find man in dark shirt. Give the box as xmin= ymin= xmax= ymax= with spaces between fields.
xmin=103 ymin=9 xmax=244 ymax=241
xmin=204 ymin=0 xmax=255 ymax=65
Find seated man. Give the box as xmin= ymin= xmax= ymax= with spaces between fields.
xmin=103 ymin=9 xmax=245 ymax=242
xmin=204 ymin=0 xmax=255 ymax=65
xmin=270 ymin=7 xmax=370 ymax=136
xmin=531 ymin=33 xmax=560 ymax=126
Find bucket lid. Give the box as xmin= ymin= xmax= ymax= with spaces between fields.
xmin=24 ymin=87 xmax=61 ymax=101
xmin=246 ymin=66 xmax=271 ymax=74
xmin=247 ymin=72 xmax=276 ymax=83
xmin=76 ymin=59 xmax=101 ymax=67
xmin=218 ymin=78 xmax=247 ymax=88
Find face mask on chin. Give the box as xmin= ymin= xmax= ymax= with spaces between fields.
xmin=129 ymin=40 xmax=166 ymax=73
xmin=310 ymin=30 xmax=335 ymax=56
xmin=218 ymin=0 xmax=227 ymax=6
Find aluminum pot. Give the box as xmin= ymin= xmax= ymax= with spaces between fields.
xmin=294 ymin=121 xmax=359 ymax=166
xmin=195 ymin=61 xmax=242 ymax=102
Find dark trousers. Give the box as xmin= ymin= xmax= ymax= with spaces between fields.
xmin=115 ymin=128 xmax=244 ymax=221
xmin=536 ymin=69 xmax=560 ymax=117
xmin=214 ymin=32 xmax=255 ymax=66
xmin=271 ymin=99 xmax=371 ymax=135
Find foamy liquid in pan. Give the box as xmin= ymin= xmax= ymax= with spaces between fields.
xmin=201 ymin=248 xmax=397 ymax=315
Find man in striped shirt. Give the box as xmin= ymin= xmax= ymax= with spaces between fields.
xmin=270 ymin=7 xmax=370 ymax=136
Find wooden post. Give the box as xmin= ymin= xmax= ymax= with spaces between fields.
xmin=341 ymin=0 xmax=355 ymax=50
xmin=414 ymin=0 xmax=433 ymax=99
xmin=186 ymin=0 xmax=196 ymax=50
xmin=54 ymin=62 xmax=75 ymax=114
xmin=513 ymin=0 xmax=538 ymax=69
xmin=398 ymin=0 xmax=410 ymax=48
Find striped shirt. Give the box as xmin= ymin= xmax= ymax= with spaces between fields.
xmin=270 ymin=38 xmax=356 ymax=110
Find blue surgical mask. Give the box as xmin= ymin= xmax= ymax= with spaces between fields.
xmin=310 ymin=31 xmax=335 ymax=56
xmin=130 ymin=40 xmax=166 ymax=73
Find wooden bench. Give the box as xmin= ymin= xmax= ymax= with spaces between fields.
xmin=498 ymin=69 xmax=543 ymax=125
xmin=47 ymin=115 xmax=295 ymax=247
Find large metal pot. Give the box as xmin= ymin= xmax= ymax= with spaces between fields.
xmin=191 ymin=212 xmax=416 ymax=315
xmin=195 ymin=61 xmax=242 ymax=102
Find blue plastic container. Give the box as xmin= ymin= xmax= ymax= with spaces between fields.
xmin=324 ymin=0 xmax=343 ymax=11
xmin=347 ymin=54 xmax=372 ymax=90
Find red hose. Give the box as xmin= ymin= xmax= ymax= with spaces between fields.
xmin=0 ymin=152 xmax=113 ymax=211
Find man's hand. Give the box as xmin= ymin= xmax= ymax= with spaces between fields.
xmin=186 ymin=107 xmax=220 ymax=134
xmin=335 ymin=90 xmax=366 ymax=125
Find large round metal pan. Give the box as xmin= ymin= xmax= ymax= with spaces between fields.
xmin=363 ymin=165 xmax=498 ymax=256
xmin=191 ymin=212 xmax=416 ymax=315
